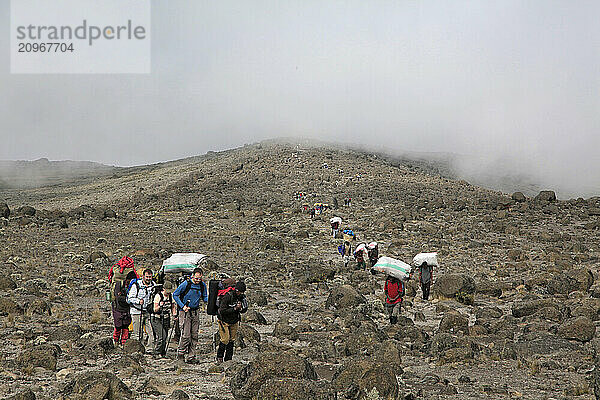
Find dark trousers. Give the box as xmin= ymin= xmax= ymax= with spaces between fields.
xmin=151 ymin=315 xmax=170 ymax=356
xmin=421 ymin=281 xmax=431 ymax=300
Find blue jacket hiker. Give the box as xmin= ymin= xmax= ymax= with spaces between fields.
xmin=173 ymin=277 xmax=208 ymax=310
xmin=172 ymin=268 xmax=207 ymax=363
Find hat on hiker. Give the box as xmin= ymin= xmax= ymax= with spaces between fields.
xmin=235 ymin=281 xmax=247 ymax=293
xmin=164 ymin=281 xmax=173 ymax=291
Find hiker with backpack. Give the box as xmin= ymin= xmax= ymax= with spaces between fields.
xmin=111 ymin=270 xmax=137 ymax=347
xmin=384 ymin=275 xmax=404 ymax=324
xmin=330 ymin=216 xmax=342 ymax=238
xmin=354 ymin=243 xmax=368 ymax=270
xmin=216 ymin=281 xmax=248 ymax=363
xmin=367 ymin=242 xmax=379 ymax=267
xmin=127 ymin=268 xmax=156 ymax=352
xmin=418 ymin=261 xmax=433 ymax=300
xmin=150 ymin=281 xmax=175 ymax=358
xmin=172 ymin=267 xmax=208 ymax=363
xmin=412 ymin=253 xmax=437 ymax=301
xmin=108 ymin=257 xmax=138 ymax=347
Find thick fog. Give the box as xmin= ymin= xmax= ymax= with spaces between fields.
xmin=1 ymin=1 xmax=599 ymax=198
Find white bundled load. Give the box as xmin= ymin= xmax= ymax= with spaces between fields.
xmin=161 ymin=253 xmax=207 ymax=274
xmin=367 ymin=242 xmax=378 ymax=249
xmin=330 ymin=216 xmax=342 ymax=225
xmin=354 ymin=243 xmax=368 ymax=257
xmin=412 ymin=252 xmax=438 ymax=267
xmin=372 ymin=256 xmax=413 ymax=281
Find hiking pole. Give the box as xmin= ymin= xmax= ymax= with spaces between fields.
xmin=166 ymin=315 xmax=177 ymax=355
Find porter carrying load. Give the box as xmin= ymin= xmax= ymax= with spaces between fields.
xmin=161 ymin=253 xmax=208 ymax=275
xmin=372 ymin=256 xmax=413 ymax=281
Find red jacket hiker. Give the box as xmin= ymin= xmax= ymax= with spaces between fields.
xmin=384 ymin=276 xmax=404 ymax=305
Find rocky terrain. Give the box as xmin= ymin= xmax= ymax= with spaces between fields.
xmin=0 ymin=159 xmax=119 ymax=189
xmin=1 ymin=140 xmax=600 ymax=400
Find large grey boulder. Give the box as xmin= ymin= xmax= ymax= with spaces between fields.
xmin=433 ymin=273 xmax=476 ymax=299
xmin=438 ymin=311 xmax=469 ymax=334
xmin=4 ymin=389 xmax=35 ymax=400
xmin=325 ymin=285 xmax=366 ymax=310
xmin=332 ymin=360 xmax=400 ymax=400
xmin=16 ymin=344 xmax=60 ymax=371
xmin=534 ymin=190 xmax=557 ymax=202
xmin=344 ymin=322 xmax=388 ymax=356
xmin=557 ymin=316 xmax=596 ymax=342
xmin=256 ymin=378 xmax=334 ymax=400
xmin=547 ymin=268 xmax=594 ymax=295
xmin=16 ymin=206 xmax=36 ymax=216
xmin=0 ymin=203 xmax=9 ymax=219
xmin=511 ymin=192 xmax=526 ymax=202
xmin=273 ymin=317 xmax=299 ymax=341
xmin=62 ymin=371 xmax=132 ymax=400
xmin=512 ymin=298 xmax=556 ymax=318
xmin=230 ymin=351 xmax=317 ymax=400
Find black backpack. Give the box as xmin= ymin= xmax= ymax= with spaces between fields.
xmin=206 ymin=280 xmax=220 ymax=316
xmin=146 ymin=286 xmax=162 ymax=314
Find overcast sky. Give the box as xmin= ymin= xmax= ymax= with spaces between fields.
xmin=1 ymin=1 xmax=599 ymax=197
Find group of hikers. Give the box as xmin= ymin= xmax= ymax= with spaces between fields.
xmin=330 ymin=215 xmax=435 ymax=325
xmin=108 ymin=257 xmax=248 ymax=364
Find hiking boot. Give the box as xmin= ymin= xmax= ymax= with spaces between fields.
xmin=390 ymin=316 xmax=398 ymax=325
xmin=185 ymin=357 xmax=198 ymax=364
xmin=216 ymin=357 xmax=223 ymax=364
xmin=176 ymin=354 xmax=185 ymax=363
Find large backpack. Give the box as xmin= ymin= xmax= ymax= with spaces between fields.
xmin=107 ymin=256 xmax=138 ymax=302
xmin=206 ymin=278 xmax=236 ymax=316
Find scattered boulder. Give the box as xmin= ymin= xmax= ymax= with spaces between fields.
xmin=48 ymin=324 xmax=83 ymax=342
xmin=535 ymin=190 xmax=557 ymax=202
xmin=62 ymin=371 xmax=132 ymax=400
xmin=169 ymin=390 xmax=190 ymax=400
xmin=4 ymin=389 xmax=35 ymax=400
xmin=230 ymin=350 xmax=317 ymax=400
xmin=475 ymin=279 xmax=502 ymax=297
xmin=16 ymin=344 xmax=60 ymax=371
xmin=273 ymin=317 xmax=299 ymax=341
xmin=373 ymin=340 xmax=403 ymax=371
xmin=247 ymin=290 xmax=268 ymax=306
xmin=256 ymin=378 xmax=334 ymax=400
xmin=303 ymin=259 xmax=336 ymax=283
xmin=332 ymin=360 xmax=399 ymax=400
xmin=25 ymin=298 xmax=51 ymax=316
xmin=511 ymin=192 xmax=526 ymax=202
xmin=16 ymin=206 xmax=36 ymax=216
xmin=87 ymin=251 xmax=108 ymax=264
xmin=433 ymin=274 xmax=476 ymax=299
xmin=512 ymin=298 xmax=556 ymax=318
xmin=548 ymin=268 xmax=594 ymax=294
xmin=262 ymin=237 xmax=285 ymax=251
xmin=103 ymin=208 xmax=117 ymax=219
xmin=239 ymin=324 xmax=261 ymax=344
xmin=507 ymin=248 xmax=526 ymax=261
xmin=438 ymin=311 xmax=469 ymax=334
xmin=243 ymin=310 xmax=268 ymax=325
xmin=325 ymin=285 xmax=366 ymax=310
xmin=0 ymin=298 xmax=23 ymax=315
xmin=123 ymin=339 xmax=145 ymax=354
xmin=344 ymin=322 xmax=388 ymax=356
xmin=557 ymin=316 xmax=596 ymax=342
xmin=430 ymin=333 xmax=477 ymax=363
xmin=0 ymin=202 xmax=9 ymax=219
xmin=0 ymin=276 xmax=17 ymax=291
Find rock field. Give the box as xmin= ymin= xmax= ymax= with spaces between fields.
xmin=1 ymin=141 xmax=600 ymax=400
